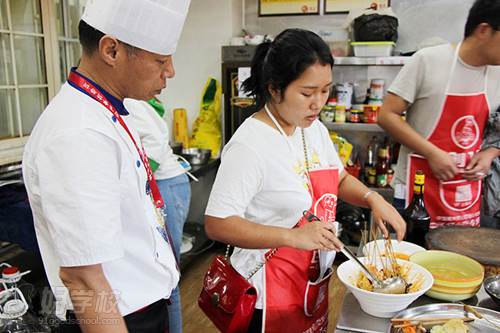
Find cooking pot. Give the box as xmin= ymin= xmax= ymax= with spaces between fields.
xmin=181 ymin=148 xmax=211 ymax=166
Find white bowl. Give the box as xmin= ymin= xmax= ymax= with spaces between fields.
xmin=363 ymin=240 xmax=426 ymax=261
xmin=337 ymin=257 xmax=434 ymax=318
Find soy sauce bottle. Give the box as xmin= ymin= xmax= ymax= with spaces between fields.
xmin=403 ymin=170 xmax=431 ymax=247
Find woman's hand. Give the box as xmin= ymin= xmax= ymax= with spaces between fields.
xmin=367 ymin=193 xmax=406 ymax=241
xmin=288 ymin=221 xmax=343 ymax=251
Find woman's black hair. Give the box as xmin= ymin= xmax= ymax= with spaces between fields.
xmin=464 ymin=0 xmax=500 ymax=38
xmin=241 ymin=28 xmax=333 ymax=111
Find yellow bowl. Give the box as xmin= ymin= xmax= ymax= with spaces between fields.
xmin=409 ymin=250 xmax=484 ymax=301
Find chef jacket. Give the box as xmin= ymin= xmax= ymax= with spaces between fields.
xmin=22 ymin=70 xmax=179 ymax=319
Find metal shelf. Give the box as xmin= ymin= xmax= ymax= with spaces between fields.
xmin=333 ymin=56 xmax=409 ymax=66
xmin=323 ymin=122 xmax=385 ymax=133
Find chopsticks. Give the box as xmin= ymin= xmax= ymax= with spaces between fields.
xmin=463 ymin=303 xmax=500 ymax=330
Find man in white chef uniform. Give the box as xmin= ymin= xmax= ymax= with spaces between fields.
xmin=22 ymin=0 xmax=191 ymax=332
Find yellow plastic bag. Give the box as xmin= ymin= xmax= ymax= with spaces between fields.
xmin=173 ymin=108 xmax=189 ymax=148
xmin=189 ymin=78 xmax=222 ymax=157
xmin=329 ymin=131 xmax=352 ymax=166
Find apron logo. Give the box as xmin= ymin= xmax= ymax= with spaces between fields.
xmin=439 ymin=179 xmax=481 ymax=212
xmin=451 ymin=116 xmax=480 ymax=149
xmin=313 ymin=193 xmax=337 ymax=223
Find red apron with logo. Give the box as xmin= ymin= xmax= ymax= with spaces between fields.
xmin=264 ymin=167 xmax=339 ymax=333
xmin=407 ymin=44 xmax=490 ymax=228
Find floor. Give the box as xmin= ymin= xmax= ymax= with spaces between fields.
xmin=179 ymin=247 xmax=347 ymax=332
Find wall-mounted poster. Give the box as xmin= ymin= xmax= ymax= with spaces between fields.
xmin=325 ymin=0 xmax=390 ymax=14
xmin=259 ymin=0 xmax=319 ymax=16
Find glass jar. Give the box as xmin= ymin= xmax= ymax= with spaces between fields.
xmin=364 ymin=105 xmax=379 ymax=123
xmin=320 ymin=105 xmax=335 ymax=123
xmin=349 ymin=109 xmax=361 ymax=123
xmin=335 ymin=106 xmax=346 ymax=123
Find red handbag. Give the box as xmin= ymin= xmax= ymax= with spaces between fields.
xmin=198 ymin=255 xmax=257 ymax=333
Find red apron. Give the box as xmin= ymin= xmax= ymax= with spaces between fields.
xmin=264 ymin=167 xmax=339 ymax=333
xmin=407 ymin=43 xmax=490 ymax=229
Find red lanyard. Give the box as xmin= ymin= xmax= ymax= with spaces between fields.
xmin=68 ymin=71 xmax=164 ymax=209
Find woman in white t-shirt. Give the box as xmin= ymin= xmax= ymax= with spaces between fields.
xmin=204 ymin=29 xmax=406 ymax=333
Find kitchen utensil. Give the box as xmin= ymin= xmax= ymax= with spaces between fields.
xmin=463 ymin=303 xmax=500 ymax=330
xmin=484 ymin=275 xmax=500 ymax=307
xmin=341 ymin=245 xmax=407 ymax=294
xmin=302 ymin=210 xmax=407 ymax=294
xmin=426 ymin=226 xmax=500 ymax=277
xmin=337 ymin=257 xmax=433 ymax=318
xmin=388 ymin=303 xmax=500 ymax=333
xmin=410 ymin=250 xmax=484 ymax=301
xmin=170 ymin=141 xmax=183 ymax=155
xmin=181 ymin=148 xmax=211 ymax=166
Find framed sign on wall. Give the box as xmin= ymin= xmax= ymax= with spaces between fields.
xmin=258 ymin=0 xmax=320 ymax=16
xmin=324 ymin=0 xmax=390 ymax=14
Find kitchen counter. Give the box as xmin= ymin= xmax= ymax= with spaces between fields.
xmin=334 ymin=285 xmax=498 ymax=333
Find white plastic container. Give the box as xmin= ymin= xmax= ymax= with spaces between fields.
xmin=351 ymin=41 xmax=395 ymax=57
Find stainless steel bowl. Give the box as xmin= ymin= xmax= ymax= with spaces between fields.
xmin=181 ymin=148 xmax=211 ymax=165
xmin=484 ymin=275 xmax=500 ymax=307
xmin=170 ymin=141 xmax=183 ymax=155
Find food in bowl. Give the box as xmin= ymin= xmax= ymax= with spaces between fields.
xmin=357 ymin=238 xmax=426 ymax=294
xmin=356 ymin=261 xmax=426 ymax=294
xmin=392 ymin=252 xmax=411 ymax=261
xmin=363 ymin=239 xmax=426 ymax=262
xmin=337 ymin=257 xmax=433 ymax=318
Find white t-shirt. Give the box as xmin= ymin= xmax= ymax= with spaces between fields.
xmin=124 ymin=99 xmax=185 ymax=180
xmin=388 ymin=43 xmax=500 ymax=185
xmin=23 ymin=84 xmax=179 ymax=319
xmin=205 ymin=117 xmax=344 ymax=308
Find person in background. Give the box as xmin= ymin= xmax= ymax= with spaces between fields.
xmin=378 ymin=0 xmax=500 ymax=229
xmin=204 ymin=28 xmax=406 ymax=333
xmin=468 ymin=106 xmax=500 ymax=227
xmin=124 ymin=96 xmax=191 ymax=333
xmin=22 ymin=0 xmax=191 ymax=332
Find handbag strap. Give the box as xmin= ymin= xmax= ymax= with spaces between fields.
xmin=224 ymin=128 xmax=311 ymax=280
xmin=224 ymin=245 xmax=277 ymax=280
xmin=225 ymin=245 xmax=279 ymax=280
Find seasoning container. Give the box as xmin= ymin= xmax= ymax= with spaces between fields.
xmin=369 ymin=79 xmax=385 ymax=100
xmin=320 ymin=105 xmax=335 ymax=123
xmin=387 ymin=168 xmax=394 ymax=185
xmin=364 ymin=105 xmax=379 ymax=123
xmin=327 ymin=97 xmax=337 ymax=108
xmin=376 ymin=147 xmax=389 ymax=188
xmin=349 ymin=109 xmax=362 ymax=123
xmin=335 ymin=83 xmax=353 ymax=109
xmin=367 ymin=167 xmax=377 ymax=186
xmin=335 ymin=105 xmax=346 ymax=123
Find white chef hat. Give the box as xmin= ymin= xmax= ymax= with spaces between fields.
xmin=81 ymin=0 xmax=190 ymax=56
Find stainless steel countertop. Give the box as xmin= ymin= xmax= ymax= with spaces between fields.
xmin=335 ymin=286 xmax=499 ymax=333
